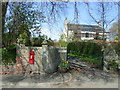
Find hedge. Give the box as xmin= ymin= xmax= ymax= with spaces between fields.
xmin=67 ymin=41 xmax=102 ymax=57
xmin=1 ymin=45 xmax=16 ymax=65
xmin=67 ymin=41 xmax=103 ymax=67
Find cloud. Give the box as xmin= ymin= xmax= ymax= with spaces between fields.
xmin=41 ymin=28 xmax=63 ymax=41
xmin=30 ymin=27 xmax=63 ymax=41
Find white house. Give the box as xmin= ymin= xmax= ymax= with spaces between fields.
xmin=63 ymin=19 xmax=109 ymax=42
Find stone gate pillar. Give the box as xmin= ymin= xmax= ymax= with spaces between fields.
xmin=42 ymin=40 xmax=51 ymax=73
xmin=15 ymin=44 xmax=25 ymax=74
xmin=103 ymin=43 xmax=119 ymax=72
xmin=41 ymin=40 xmax=62 ymax=73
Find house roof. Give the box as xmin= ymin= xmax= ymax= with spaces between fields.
xmin=67 ymin=23 xmax=103 ymax=32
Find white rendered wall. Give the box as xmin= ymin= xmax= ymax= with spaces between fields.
xmin=81 ymin=31 xmax=95 ymax=40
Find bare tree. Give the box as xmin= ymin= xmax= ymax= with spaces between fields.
xmin=109 ymin=21 xmax=120 ymax=40
xmin=85 ymin=2 xmax=118 ymax=41
xmin=74 ymin=2 xmax=79 ymax=23
xmin=39 ymin=1 xmax=68 ymax=24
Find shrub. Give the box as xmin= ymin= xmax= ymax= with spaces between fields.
xmin=114 ymin=36 xmax=119 ymax=41
xmin=108 ymin=60 xmax=118 ymax=70
xmin=59 ymin=41 xmax=68 ymax=47
xmin=2 ymin=45 xmax=16 ymax=65
xmin=58 ymin=60 xmax=69 ymax=73
xmin=67 ymin=41 xmax=103 ymax=66
xmin=68 ymin=41 xmax=102 ymax=57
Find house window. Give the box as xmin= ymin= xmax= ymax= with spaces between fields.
xmin=82 ymin=33 xmax=86 ymax=37
xmin=85 ymin=33 xmax=89 ymax=38
xmin=89 ymin=33 xmax=93 ymax=37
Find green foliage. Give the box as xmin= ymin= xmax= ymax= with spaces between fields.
xmin=3 ymin=2 xmax=45 ymax=47
xmin=81 ymin=56 xmax=102 ymax=66
xmin=17 ymin=28 xmax=31 ymax=44
xmin=67 ymin=41 xmax=103 ymax=66
xmin=2 ymin=33 xmax=13 ymax=47
xmin=46 ymin=38 xmax=54 ymax=46
xmin=2 ymin=45 xmax=16 ymax=65
xmin=59 ymin=34 xmax=66 ymax=41
xmin=59 ymin=41 xmax=68 ymax=47
xmin=30 ymin=37 xmax=43 ymax=46
xmin=59 ymin=60 xmax=69 ymax=69
xmin=59 ymin=33 xmax=68 ymax=47
xmin=25 ymin=34 xmax=54 ymax=46
xmin=114 ymin=36 xmax=119 ymax=41
xmin=67 ymin=41 xmax=102 ymax=57
xmin=68 ymin=53 xmax=102 ymax=66
xmin=108 ymin=60 xmax=118 ymax=69
xmin=6 ymin=2 xmax=45 ymax=30
xmin=68 ymin=53 xmax=79 ymax=58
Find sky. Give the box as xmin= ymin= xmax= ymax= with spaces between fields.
xmin=6 ymin=1 xmax=118 ymax=41
xmin=38 ymin=2 xmax=118 ymax=41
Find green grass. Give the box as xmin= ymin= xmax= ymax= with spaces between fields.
xmin=79 ymin=56 xmax=102 ymax=66
xmin=68 ymin=53 xmax=102 ymax=66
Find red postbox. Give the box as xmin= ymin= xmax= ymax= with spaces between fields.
xmin=29 ymin=51 xmax=34 ymax=64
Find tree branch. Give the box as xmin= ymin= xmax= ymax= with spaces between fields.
xmin=85 ymin=2 xmax=98 ymax=23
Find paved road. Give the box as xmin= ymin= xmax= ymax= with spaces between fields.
xmin=1 ymin=70 xmax=119 ymax=88
xmin=1 ymin=57 xmax=119 ymax=88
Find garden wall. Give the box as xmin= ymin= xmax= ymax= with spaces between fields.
xmin=16 ymin=44 xmax=67 ymax=74
xmin=103 ymin=42 xmax=119 ymax=71
xmin=67 ymin=41 xmax=119 ymax=71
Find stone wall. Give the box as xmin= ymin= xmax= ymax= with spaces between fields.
xmin=16 ymin=42 xmax=119 ymax=73
xmin=16 ymin=44 xmax=67 ymax=74
xmin=103 ymin=43 xmax=119 ymax=72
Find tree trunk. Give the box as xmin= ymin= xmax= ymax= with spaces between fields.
xmin=2 ymin=2 xmax=8 ymax=47
xmin=2 ymin=2 xmax=8 ymax=33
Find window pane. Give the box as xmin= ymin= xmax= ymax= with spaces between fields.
xmin=82 ymin=33 xmax=85 ymax=37
xmin=89 ymin=33 xmax=93 ymax=37
xmin=86 ymin=33 xmax=89 ymax=38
